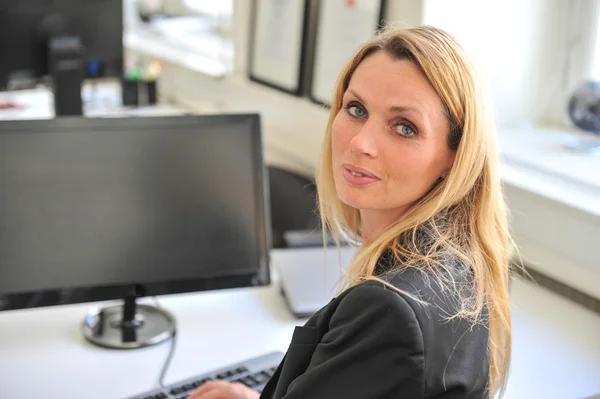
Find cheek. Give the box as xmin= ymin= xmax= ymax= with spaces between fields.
xmin=385 ymin=147 xmax=437 ymax=193
xmin=331 ymin=113 xmax=352 ymax=163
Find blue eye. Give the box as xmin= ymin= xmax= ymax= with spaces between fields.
xmin=396 ymin=123 xmax=417 ymax=137
xmin=347 ymin=104 xmax=367 ymax=118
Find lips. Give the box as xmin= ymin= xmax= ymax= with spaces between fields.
xmin=342 ymin=163 xmax=380 ymax=186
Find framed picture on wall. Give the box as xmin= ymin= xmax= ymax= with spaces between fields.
xmin=249 ymin=0 xmax=310 ymax=95
xmin=310 ymin=0 xmax=386 ymax=107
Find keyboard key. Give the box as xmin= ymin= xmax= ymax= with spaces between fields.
xmin=219 ymin=367 xmax=247 ymax=379
xmin=250 ymin=371 xmax=270 ymax=384
xmin=181 ymin=384 xmax=194 ymax=392
xmin=254 ymin=384 xmax=267 ymax=393
xmin=239 ymin=376 xmax=258 ymax=387
xmin=193 ymin=378 xmax=209 ymax=386
xmin=124 ymin=352 xmax=283 ymax=399
xmin=230 ymin=368 xmax=245 ymax=377
xmin=189 ymin=381 xmax=201 ymax=389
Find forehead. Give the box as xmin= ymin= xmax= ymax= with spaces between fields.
xmin=347 ymin=51 xmax=444 ymax=115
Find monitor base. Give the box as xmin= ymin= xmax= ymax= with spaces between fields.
xmin=81 ymin=303 xmax=176 ymax=349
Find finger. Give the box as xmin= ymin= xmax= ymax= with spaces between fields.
xmin=186 ymin=380 xmax=230 ymax=399
xmin=195 ymin=391 xmax=228 ymax=399
xmin=186 ymin=384 xmax=211 ymax=399
xmin=230 ymin=382 xmax=260 ymax=399
xmin=186 ymin=380 xmax=218 ymax=399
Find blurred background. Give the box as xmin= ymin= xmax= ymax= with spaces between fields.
xmin=1 ymin=1 xmax=599 ymax=398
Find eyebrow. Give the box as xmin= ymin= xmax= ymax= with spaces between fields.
xmin=346 ymin=88 xmax=426 ymax=119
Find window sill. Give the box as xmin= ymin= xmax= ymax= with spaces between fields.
xmin=498 ymin=128 xmax=600 ymax=217
xmin=499 ymin=127 xmax=600 ymax=299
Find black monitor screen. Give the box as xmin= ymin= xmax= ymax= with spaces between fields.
xmin=0 ymin=0 xmax=123 ymax=89
xmin=0 ymin=115 xmax=270 ymax=310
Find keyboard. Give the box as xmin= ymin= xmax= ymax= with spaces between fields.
xmin=125 ymin=351 xmax=284 ymax=399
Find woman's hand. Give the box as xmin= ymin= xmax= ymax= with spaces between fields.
xmin=186 ymin=380 xmax=260 ymax=399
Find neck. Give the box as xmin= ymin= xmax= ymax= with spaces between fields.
xmin=360 ymin=208 xmax=407 ymax=244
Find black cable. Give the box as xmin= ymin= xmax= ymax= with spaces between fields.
xmin=152 ymin=296 xmax=178 ymax=389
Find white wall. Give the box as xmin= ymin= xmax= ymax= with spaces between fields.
xmin=384 ymin=0 xmax=423 ymax=28
xmin=422 ymin=0 xmax=569 ymax=129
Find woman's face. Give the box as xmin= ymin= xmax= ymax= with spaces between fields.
xmin=332 ymin=51 xmax=455 ymax=226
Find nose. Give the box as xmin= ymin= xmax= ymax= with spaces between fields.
xmin=349 ymin=120 xmax=379 ymax=158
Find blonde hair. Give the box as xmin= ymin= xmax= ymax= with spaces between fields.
xmin=316 ymin=26 xmax=511 ymax=396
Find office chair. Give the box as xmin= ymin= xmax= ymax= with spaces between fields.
xmin=267 ymin=166 xmax=319 ymax=249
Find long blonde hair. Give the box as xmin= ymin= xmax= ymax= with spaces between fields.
xmin=316 ymin=26 xmax=511 ymax=396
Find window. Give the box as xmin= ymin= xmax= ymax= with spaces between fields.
xmin=124 ymin=0 xmax=234 ymax=76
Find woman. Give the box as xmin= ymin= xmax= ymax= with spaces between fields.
xmin=189 ymin=25 xmax=512 ymax=399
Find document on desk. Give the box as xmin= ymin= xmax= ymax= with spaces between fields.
xmin=272 ymin=246 xmax=357 ymax=318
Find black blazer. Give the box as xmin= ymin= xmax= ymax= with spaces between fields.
xmin=260 ymin=256 xmax=490 ymax=399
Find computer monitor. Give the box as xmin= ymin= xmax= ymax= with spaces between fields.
xmin=0 ymin=0 xmax=123 ymax=115
xmin=0 ymin=114 xmax=271 ymax=349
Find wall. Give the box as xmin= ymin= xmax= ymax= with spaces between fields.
xmin=384 ymin=0 xmax=424 ymax=28
xmin=422 ymin=0 xmax=569 ymax=129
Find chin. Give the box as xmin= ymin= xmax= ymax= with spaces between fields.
xmin=335 ymin=181 xmax=373 ymax=210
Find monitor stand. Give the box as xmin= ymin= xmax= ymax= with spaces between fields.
xmin=81 ymin=286 xmax=176 ymax=349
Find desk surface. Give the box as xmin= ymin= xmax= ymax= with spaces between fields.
xmin=0 ymin=281 xmax=304 ymax=399
xmin=1 ymin=272 xmax=599 ymax=399
xmin=0 ymin=80 xmax=185 ymax=121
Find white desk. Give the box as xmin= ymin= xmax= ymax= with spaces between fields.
xmin=0 ymin=279 xmax=304 ymax=399
xmin=1 ymin=270 xmax=600 ymax=399
xmin=0 ymin=80 xmax=185 ymax=121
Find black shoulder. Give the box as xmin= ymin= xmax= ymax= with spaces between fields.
xmin=332 ymin=279 xmax=424 ymax=326
xmin=378 ymin=257 xmax=477 ymax=318
xmin=282 ymin=281 xmax=426 ymax=399
xmin=373 ymin=259 xmax=490 ymax=397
